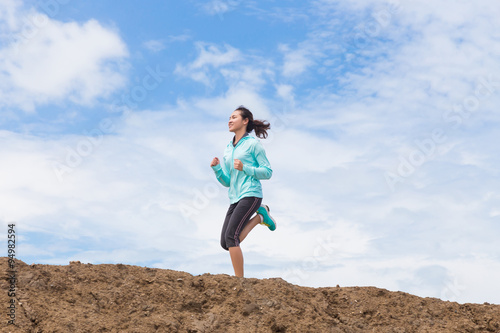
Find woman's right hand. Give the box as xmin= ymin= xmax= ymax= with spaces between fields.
xmin=211 ymin=157 xmax=220 ymax=167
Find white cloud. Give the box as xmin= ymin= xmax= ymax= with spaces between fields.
xmin=167 ymin=33 xmax=191 ymax=42
xmin=0 ymin=0 xmax=21 ymax=32
xmin=279 ymin=43 xmax=317 ymax=77
xmin=190 ymin=42 xmax=242 ymax=69
xmin=174 ymin=41 xmax=277 ymax=93
xmin=275 ymin=84 xmax=294 ymax=101
xmin=143 ymin=33 xmax=191 ymax=52
xmin=0 ymin=5 xmax=128 ymax=111
xmin=175 ymin=42 xmax=242 ymax=86
xmin=143 ymin=39 xmax=166 ymax=52
xmin=201 ymin=0 xmax=240 ymax=15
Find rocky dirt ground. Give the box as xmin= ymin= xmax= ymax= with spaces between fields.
xmin=1 ymin=257 xmax=499 ymax=332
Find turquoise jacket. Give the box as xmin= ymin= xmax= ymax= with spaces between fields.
xmin=212 ymin=134 xmax=272 ymax=204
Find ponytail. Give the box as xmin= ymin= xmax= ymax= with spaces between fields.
xmin=235 ymin=106 xmax=271 ymax=139
xmin=250 ymin=119 xmax=271 ymax=139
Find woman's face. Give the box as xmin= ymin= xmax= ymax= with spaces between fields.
xmin=228 ymin=110 xmax=248 ymax=133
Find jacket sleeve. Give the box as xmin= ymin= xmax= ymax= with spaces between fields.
xmin=242 ymin=141 xmax=273 ymax=180
xmin=211 ymin=163 xmax=230 ymax=187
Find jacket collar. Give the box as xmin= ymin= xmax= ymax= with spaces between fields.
xmin=232 ymin=132 xmax=249 ymax=147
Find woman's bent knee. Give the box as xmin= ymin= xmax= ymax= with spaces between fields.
xmin=220 ymin=239 xmax=229 ymax=251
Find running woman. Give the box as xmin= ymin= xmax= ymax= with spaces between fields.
xmin=210 ymin=106 xmax=276 ymax=278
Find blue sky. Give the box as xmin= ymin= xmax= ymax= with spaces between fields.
xmin=1 ymin=0 xmax=500 ymax=304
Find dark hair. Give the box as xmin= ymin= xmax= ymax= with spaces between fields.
xmin=235 ymin=106 xmax=271 ymax=139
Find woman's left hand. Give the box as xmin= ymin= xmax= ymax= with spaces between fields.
xmin=234 ymin=159 xmax=243 ymax=171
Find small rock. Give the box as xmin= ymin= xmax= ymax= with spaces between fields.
xmin=242 ymin=303 xmax=259 ymax=316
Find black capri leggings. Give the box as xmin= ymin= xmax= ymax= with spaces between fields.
xmin=220 ymin=196 xmax=262 ymax=250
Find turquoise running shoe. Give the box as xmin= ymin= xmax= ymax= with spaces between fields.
xmin=257 ymin=205 xmax=276 ymax=231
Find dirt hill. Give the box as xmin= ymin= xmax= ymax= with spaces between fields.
xmin=1 ymin=258 xmax=499 ymax=333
